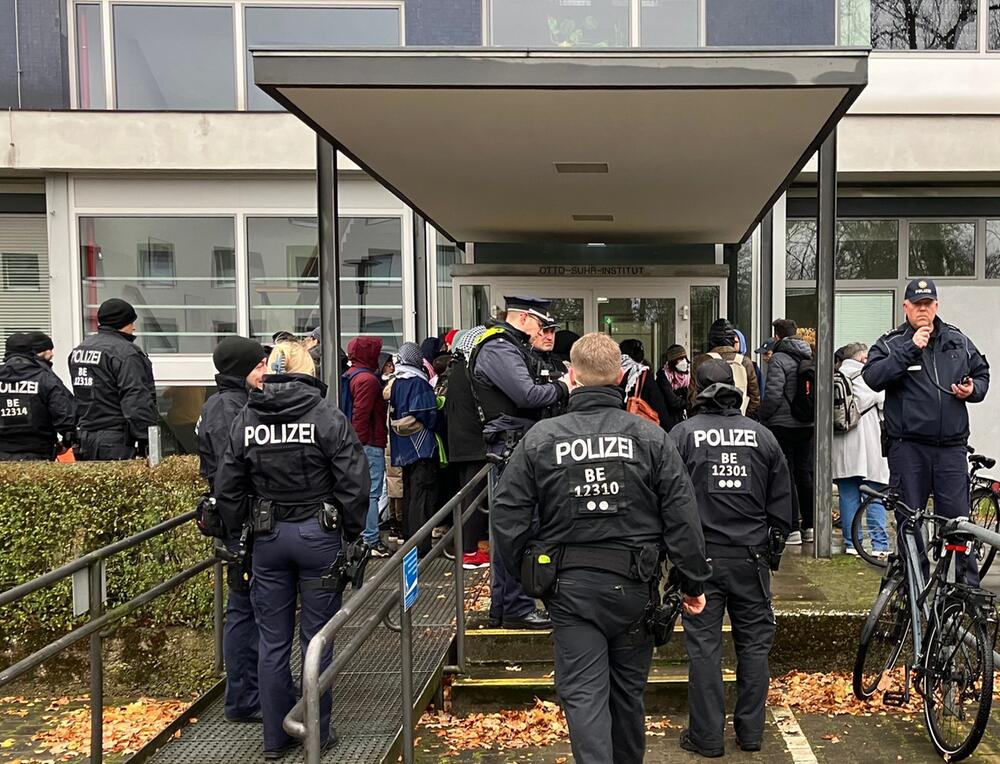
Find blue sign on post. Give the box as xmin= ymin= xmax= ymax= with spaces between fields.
xmin=402 ymin=547 xmax=419 ymax=611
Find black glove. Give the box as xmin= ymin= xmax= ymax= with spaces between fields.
xmin=196 ymin=493 xmax=225 ymax=538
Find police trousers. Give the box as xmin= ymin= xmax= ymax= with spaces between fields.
xmin=251 ymin=517 xmax=341 ymax=751
xmin=488 ymin=464 xmax=535 ymax=622
xmin=223 ymin=537 xmax=259 ymax=721
xmin=75 ymin=430 xmax=136 ymax=461
xmin=889 ymin=440 xmax=978 ymax=585
xmin=684 ymin=552 xmax=775 ymax=751
xmin=545 ymin=569 xmax=654 ymax=764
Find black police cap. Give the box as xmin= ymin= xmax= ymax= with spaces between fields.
xmin=504 ymin=295 xmax=556 ymax=324
xmin=905 ymin=278 xmax=938 ymax=303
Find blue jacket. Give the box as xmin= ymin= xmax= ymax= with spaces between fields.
xmin=388 ymin=374 xmax=438 ymax=466
xmin=863 ymin=317 xmax=990 ymax=447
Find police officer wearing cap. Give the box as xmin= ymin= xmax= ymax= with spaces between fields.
xmin=864 ymin=278 xmax=990 ymax=584
xmin=68 ymin=298 xmax=157 ymax=461
xmin=469 ymin=296 xmax=571 ymax=630
xmin=196 ymin=336 xmax=269 ymax=724
xmin=0 ymin=332 xmax=76 ymax=461
xmin=212 ymin=356 xmax=369 ymax=758
xmin=670 ymin=358 xmax=792 ymax=758
xmin=493 ymin=332 xmax=711 ymax=764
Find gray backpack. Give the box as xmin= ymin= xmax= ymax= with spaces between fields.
xmin=833 ymin=369 xmax=861 ymax=432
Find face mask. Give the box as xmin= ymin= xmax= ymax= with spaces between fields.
xmin=675 ymin=359 xmax=690 ymax=373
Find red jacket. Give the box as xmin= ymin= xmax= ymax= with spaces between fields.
xmin=346 ymin=337 xmax=388 ymax=448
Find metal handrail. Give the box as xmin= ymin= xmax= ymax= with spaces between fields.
xmin=284 ymin=464 xmax=491 ymax=764
xmin=0 ymin=511 xmax=223 ymax=764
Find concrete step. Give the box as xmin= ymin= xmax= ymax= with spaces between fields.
xmin=450 ymin=662 xmax=736 ymax=715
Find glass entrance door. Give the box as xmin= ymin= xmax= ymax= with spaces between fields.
xmin=595 ymin=286 xmax=689 ymax=369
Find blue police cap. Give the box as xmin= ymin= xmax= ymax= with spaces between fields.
xmin=504 ymin=295 xmax=556 ymax=324
xmin=905 ymin=278 xmax=938 ymax=303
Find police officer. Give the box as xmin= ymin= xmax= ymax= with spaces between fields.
xmin=28 ymin=332 xmax=55 ymax=364
xmin=529 ymin=318 xmax=568 ymax=419
xmin=68 ymin=298 xmax=157 ymax=461
xmin=196 ymin=336 xmax=269 ymax=723
xmin=493 ymin=332 xmax=711 ymax=764
xmin=863 ymin=278 xmax=990 ymax=584
xmin=0 ymin=332 xmax=76 ymax=461
xmin=670 ymin=358 xmax=792 ymax=757
xmin=469 ymin=296 xmax=571 ymax=630
xmin=213 ymin=358 xmax=369 ymax=759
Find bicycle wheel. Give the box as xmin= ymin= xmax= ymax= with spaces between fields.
xmin=922 ymin=604 xmax=994 ymax=761
xmin=969 ymin=487 xmax=999 ymax=578
xmin=853 ymin=573 xmax=911 ymax=700
xmin=851 ymin=494 xmax=895 ymax=568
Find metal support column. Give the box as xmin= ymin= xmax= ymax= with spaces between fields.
xmin=759 ymin=209 xmax=774 ymax=342
xmin=452 ymin=501 xmax=466 ymax=673
xmin=413 ymin=212 xmax=429 ymax=340
xmin=88 ymin=561 xmax=103 ymax=764
xmin=814 ymin=132 xmax=837 ymax=560
xmin=317 ymin=137 xmax=342 ymax=403
xmin=723 ymin=243 xmax=739 ymax=322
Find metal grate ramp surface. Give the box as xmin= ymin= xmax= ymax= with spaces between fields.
xmin=146 ymin=557 xmax=485 ymax=764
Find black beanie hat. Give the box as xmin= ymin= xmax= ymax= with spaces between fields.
xmin=97 ymin=298 xmax=138 ymax=329
xmin=696 ymin=357 xmax=735 ymax=389
xmin=4 ymin=332 xmax=33 ymax=357
xmin=213 ymin=336 xmax=266 ymax=379
xmin=708 ymin=318 xmax=736 ymax=349
xmin=28 ymin=331 xmax=54 ymax=353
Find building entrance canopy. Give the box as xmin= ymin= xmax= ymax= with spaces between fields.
xmin=252 ymin=48 xmax=867 ymax=245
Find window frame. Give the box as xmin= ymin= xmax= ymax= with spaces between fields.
xmin=0 ymin=252 xmax=43 ymax=292
xmin=905 ymin=217 xmax=979 ymax=280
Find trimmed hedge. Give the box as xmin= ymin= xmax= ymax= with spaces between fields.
xmin=0 ymin=456 xmax=213 ymax=688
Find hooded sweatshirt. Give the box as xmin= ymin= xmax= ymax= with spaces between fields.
xmin=758 ymin=336 xmax=813 ymax=429
xmin=344 ymin=336 xmax=387 ymax=448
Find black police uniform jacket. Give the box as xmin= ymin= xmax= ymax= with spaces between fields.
xmin=68 ymin=327 xmax=157 ymax=442
xmin=670 ymin=383 xmax=793 ymax=547
xmin=492 ymin=385 xmax=712 ymax=593
xmin=197 ymin=374 xmax=248 ymax=490
xmin=863 ymin=317 xmax=990 ymax=447
xmin=212 ymin=373 xmax=370 ymax=539
xmin=0 ymin=353 xmax=76 ymax=454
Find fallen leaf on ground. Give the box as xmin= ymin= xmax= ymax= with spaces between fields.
xmin=768 ymin=671 xmax=922 ymax=716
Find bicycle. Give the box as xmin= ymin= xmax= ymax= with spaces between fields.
xmin=850 ymin=448 xmax=999 ymax=579
xmin=852 ymin=485 xmax=999 ymax=761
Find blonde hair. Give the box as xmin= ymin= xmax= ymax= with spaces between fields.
xmin=570 ymin=333 xmax=622 ymax=386
xmin=268 ymin=341 xmax=316 ymax=376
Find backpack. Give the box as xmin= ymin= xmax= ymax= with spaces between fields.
xmin=339 ymin=367 xmax=379 ymax=423
xmin=708 ymin=352 xmax=750 ymax=415
xmin=833 ymin=369 xmax=861 ymax=432
xmin=787 ymin=357 xmax=816 ymax=424
xmin=625 ymin=370 xmax=660 ymax=425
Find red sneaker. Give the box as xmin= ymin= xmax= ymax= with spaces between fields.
xmin=462 ymin=550 xmax=490 ymax=570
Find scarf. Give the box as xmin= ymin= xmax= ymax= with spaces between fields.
xmin=395 ymin=342 xmax=430 ymax=382
xmin=620 ymin=354 xmax=649 ymax=397
xmin=664 ymin=364 xmax=690 ymax=390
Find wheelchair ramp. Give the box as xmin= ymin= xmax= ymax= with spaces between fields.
xmin=144 ymin=558 xmax=486 ymax=764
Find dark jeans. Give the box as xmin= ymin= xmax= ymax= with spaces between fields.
xmin=402 ymin=458 xmax=438 ymax=554
xmin=456 ymin=460 xmax=489 ymax=554
xmin=251 ymin=517 xmax=341 ymax=751
xmin=770 ymin=425 xmax=814 ymax=532
xmin=684 ymin=552 xmax=775 ymax=751
xmin=545 ymin=570 xmax=654 ymax=764
xmin=76 ymin=430 xmax=137 ymax=461
xmin=888 ymin=440 xmax=978 ymax=586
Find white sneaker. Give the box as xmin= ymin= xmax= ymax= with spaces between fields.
xmin=802 ymin=528 xmax=815 ymax=542
xmin=786 ymin=531 xmax=802 ymax=545
xmin=845 ymin=546 xmax=859 ymax=556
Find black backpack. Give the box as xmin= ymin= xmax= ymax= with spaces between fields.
xmin=787 ymin=357 xmax=816 ymax=424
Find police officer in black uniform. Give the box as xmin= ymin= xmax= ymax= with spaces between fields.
xmin=864 ymin=278 xmax=990 ymax=584
xmin=470 ymin=296 xmax=571 ymax=630
xmin=196 ymin=336 xmax=269 ymax=723
xmin=0 ymin=332 xmax=76 ymax=461
xmin=670 ymin=358 xmax=792 ymax=757
xmin=68 ymin=298 xmax=157 ymax=461
xmin=493 ymin=332 xmax=711 ymax=764
xmin=28 ymin=332 xmax=56 ymax=364
xmin=213 ymin=365 xmax=369 ymax=759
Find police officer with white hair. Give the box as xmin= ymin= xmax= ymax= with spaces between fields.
xmin=670 ymin=358 xmax=792 ymax=757
xmin=213 ymin=360 xmax=369 ymax=758
xmin=493 ymin=332 xmax=711 ymax=764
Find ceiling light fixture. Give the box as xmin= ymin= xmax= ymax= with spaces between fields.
xmin=555 ymin=162 xmax=609 ymax=174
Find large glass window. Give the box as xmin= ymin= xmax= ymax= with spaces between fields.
xmin=599 ymin=297 xmax=675 ymax=366
xmin=0 ymin=0 xmax=18 ymax=108
xmin=785 ymin=289 xmax=894 ymax=349
xmin=870 ymin=0 xmax=978 ymax=50
xmin=76 ymin=3 xmax=106 ymax=109
xmin=839 ymin=0 xmax=872 ymax=45
xmin=908 ymin=221 xmax=976 ymax=277
xmin=640 ymin=0 xmax=699 ymax=46
xmin=247 ymin=216 xmax=404 ymax=353
xmin=157 ymin=385 xmax=216 ymax=456
xmin=986 ymin=220 xmax=1000 ymax=279
xmin=690 ymin=286 xmax=721 ymax=356
xmin=991 ymin=4 xmax=1000 ymax=49
xmin=113 ymin=4 xmax=235 ymax=110
xmin=491 ymin=0 xmax=630 ymax=47
xmin=786 ymin=219 xmax=899 ymax=281
xmin=244 ymin=6 xmax=401 ymax=111
xmin=706 ymin=0 xmax=835 ymax=45
xmin=79 ymin=217 xmax=237 ymax=354
xmin=435 ymin=232 xmax=463 ymax=337
xmin=734 ymin=240 xmax=753 ymax=341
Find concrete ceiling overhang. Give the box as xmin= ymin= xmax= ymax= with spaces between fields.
xmin=253 ymin=48 xmax=868 ymax=245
